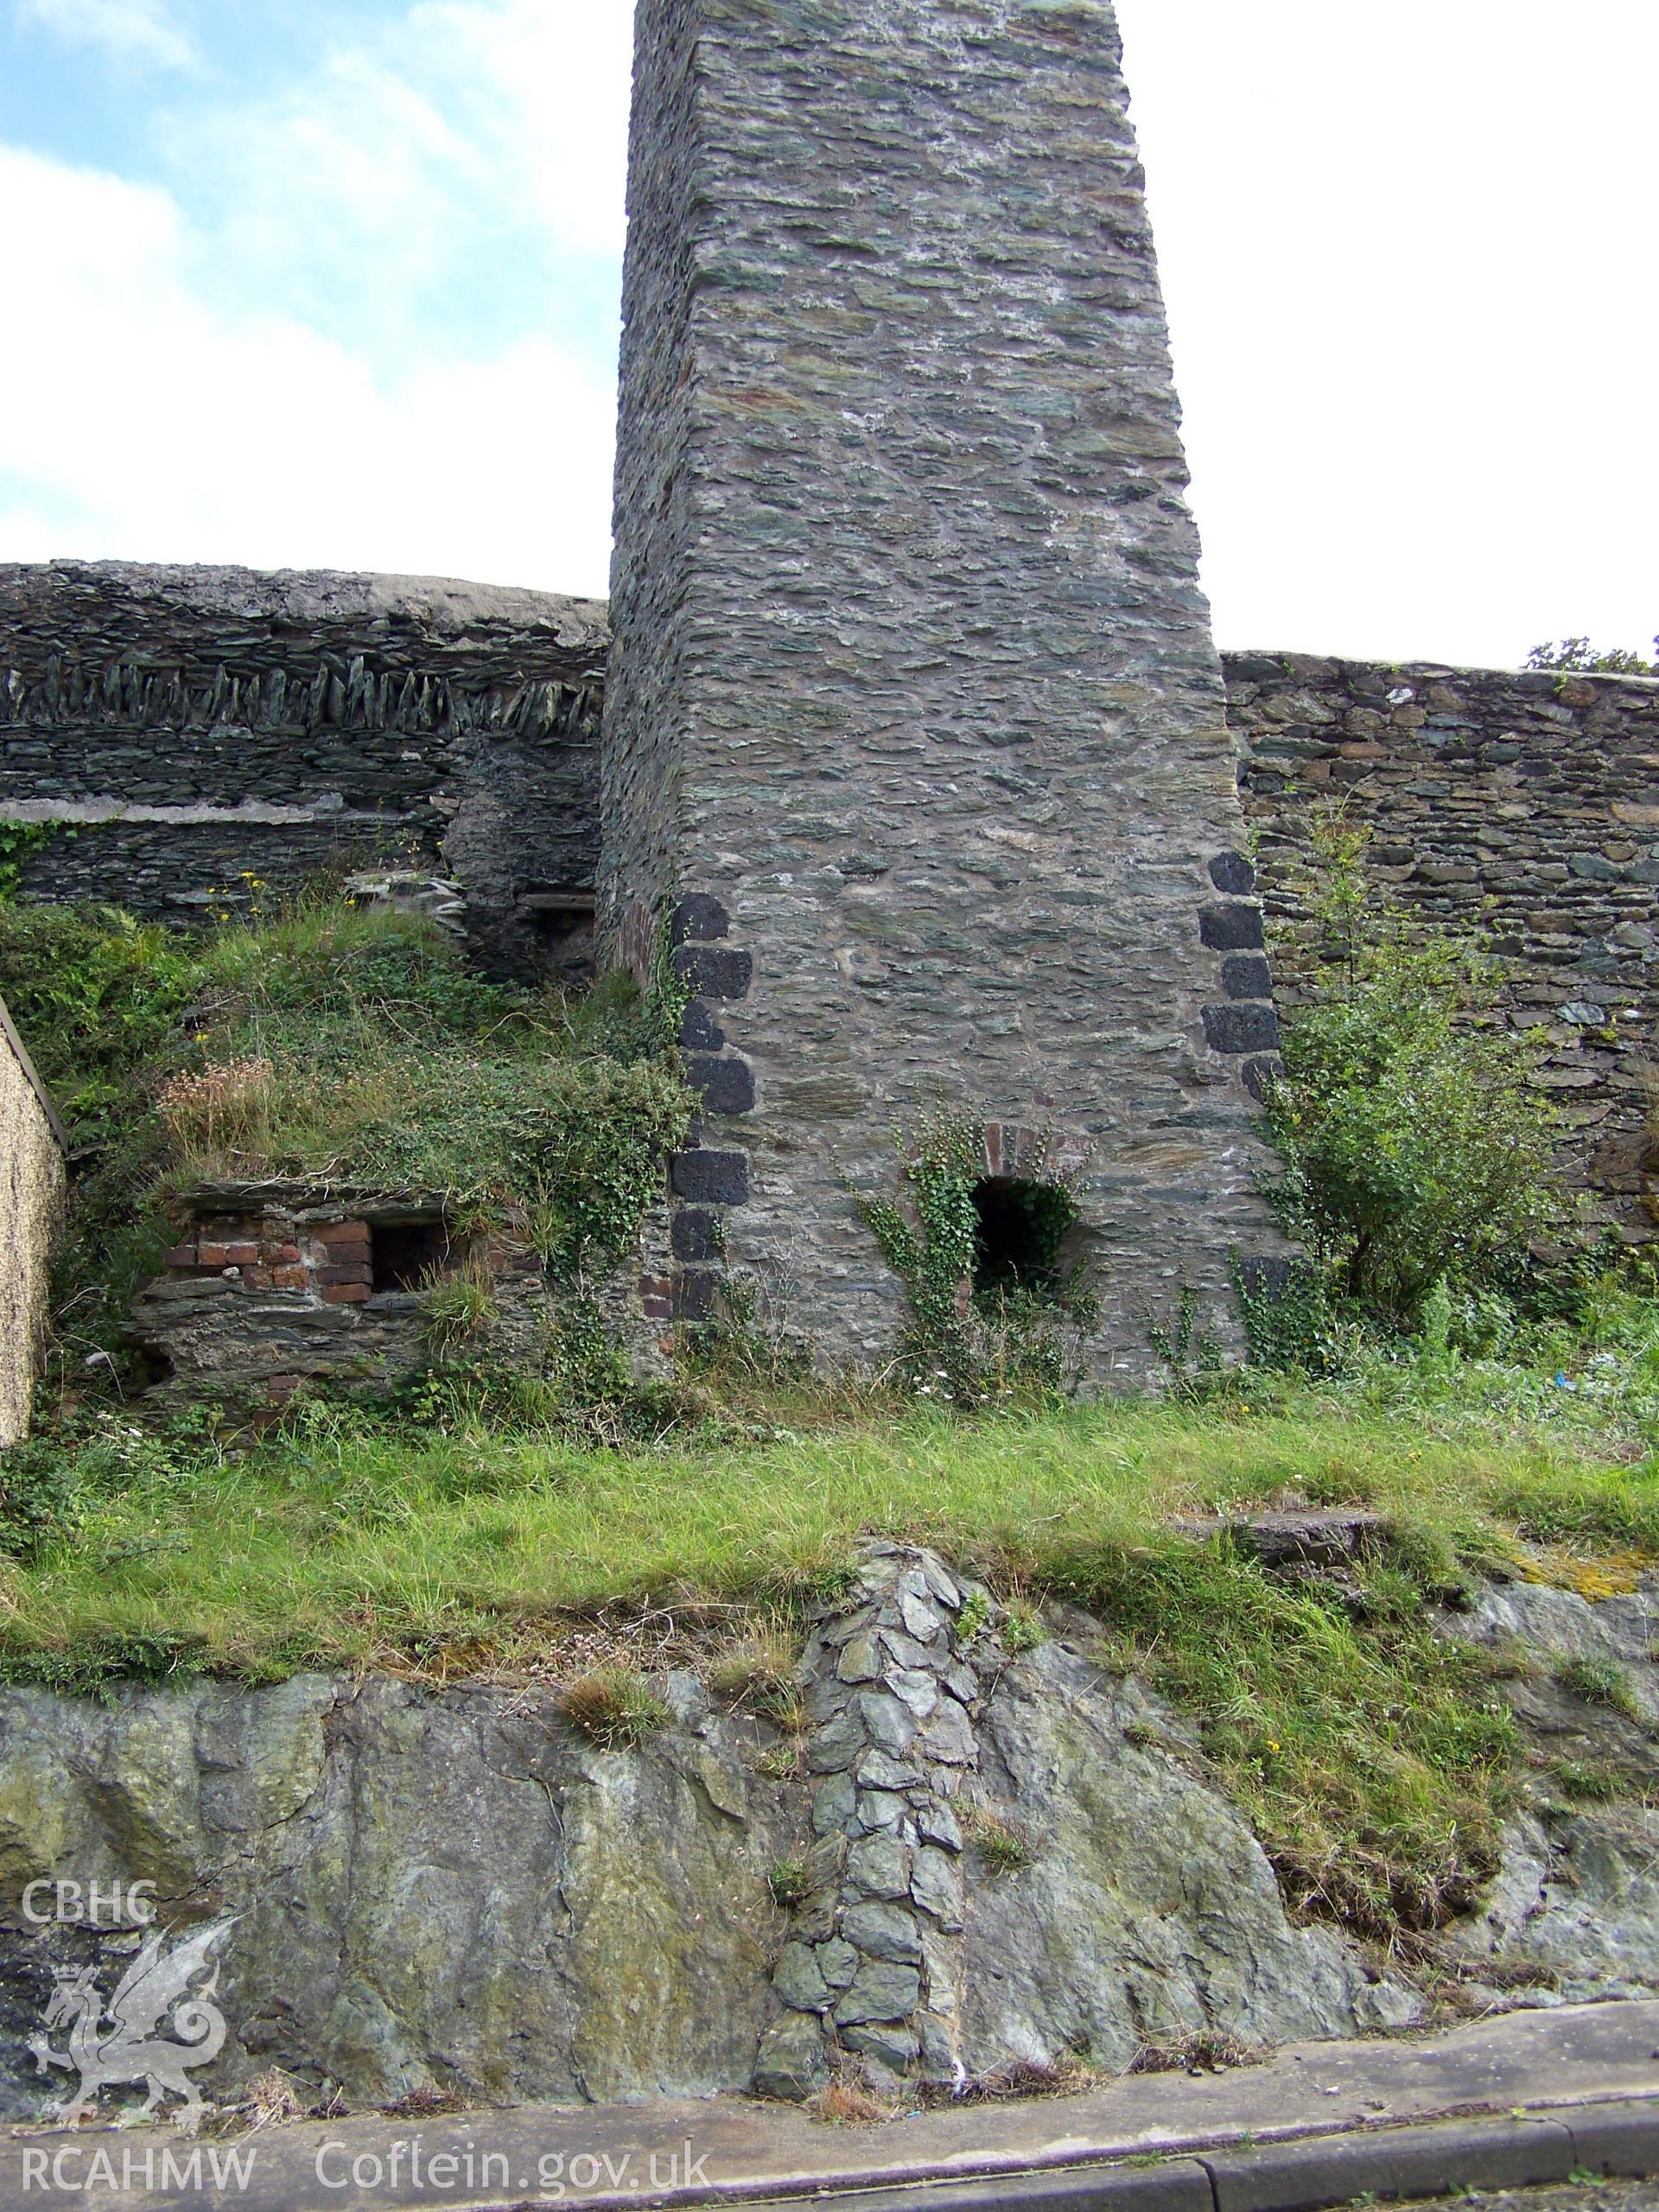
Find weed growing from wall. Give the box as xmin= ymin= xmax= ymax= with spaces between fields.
xmin=418 ymin=1259 xmax=499 ymax=1357
xmin=856 ymin=1109 xmax=1095 ymax=1407
xmin=0 ymin=821 xmax=64 ymax=903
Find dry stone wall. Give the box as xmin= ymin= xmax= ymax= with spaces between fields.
xmin=1230 ymin=655 xmax=1659 ymax=1231
xmin=0 ymin=563 xmax=607 ymax=977
xmin=0 ymin=995 xmax=65 ymax=1446
xmin=601 ymin=0 xmax=1289 ymax=1380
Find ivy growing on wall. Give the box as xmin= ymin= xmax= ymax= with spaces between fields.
xmin=856 ymin=1108 xmax=1096 ymax=1407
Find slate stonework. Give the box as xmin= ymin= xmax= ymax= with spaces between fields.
xmin=7 ymin=561 xmax=1657 ymax=1285
xmin=0 ymin=562 xmax=607 ymax=977
xmin=600 ymin=0 xmax=1288 ymax=1379
xmin=1229 ymin=655 xmax=1659 ymax=1232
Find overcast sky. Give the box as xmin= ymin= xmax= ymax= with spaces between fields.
xmin=0 ymin=0 xmax=1653 ymax=669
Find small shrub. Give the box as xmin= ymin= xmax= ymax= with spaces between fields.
xmin=1264 ymin=814 xmax=1560 ymax=1326
xmin=1001 ymin=1602 xmax=1046 ymax=1654
xmin=561 ymin=1665 xmax=671 ymax=1749
xmin=1526 ymin=638 xmax=1656 ymax=677
xmin=954 ymin=1586 xmax=990 ymax=1643
xmin=0 ymin=1629 xmax=206 ymax=1704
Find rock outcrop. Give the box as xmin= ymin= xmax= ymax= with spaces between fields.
xmin=1442 ymin=1570 xmax=1659 ymax=2002
xmin=0 ymin=1547 xmax=1425 ymax=2125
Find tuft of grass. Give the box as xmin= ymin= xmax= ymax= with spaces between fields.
xmin=963 ymin=1805 xmax=1033 ymax=1872
xmin=560 ymin=1665 xmax=671 ymax=1750
xmin=810 ymin=2062 xmax=895 ymax=2126
xmin=1553 ymin=1654 xmax=1644 ymax=1721
xmin=1546 ymin=1757 xmax=1643 ymax=1804
xmin=418 ymin=1259 xmax=499 ymax=1356
xmin=708 ymin=1616 xmax=802 ymax=1719
xmin=1127 ymin=2028 xmax=1255 ymax=2075
xmin=767 ymin=1857 xmax=815 ymax=1910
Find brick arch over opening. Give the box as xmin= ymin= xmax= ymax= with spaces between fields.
xmin=977 ymin=1122 xmax=1090 ymax=1186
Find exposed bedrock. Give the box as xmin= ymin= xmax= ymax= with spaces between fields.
xmin=4 ymin=1546 xmax=1656 ymax=2123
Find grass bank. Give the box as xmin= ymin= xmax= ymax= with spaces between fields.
xmin=3 ymin=1392 xmax=1654 ymax=1936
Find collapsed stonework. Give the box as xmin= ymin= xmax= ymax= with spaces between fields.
xmin=0 ymin=563 xmax=606 ymax=980
xmin=600 ymin=0 xmax=1289 ymax=1377
xmin=130 ymin=1188 xmax=550 ymax=1409
xmin=0 ymin=995 xmax=65 ymax=1446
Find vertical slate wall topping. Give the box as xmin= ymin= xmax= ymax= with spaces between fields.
xmin=0 ymin=563 xmax=607 ymax=977
xmin=601 ymin=0 xmax=1287 ymax=1373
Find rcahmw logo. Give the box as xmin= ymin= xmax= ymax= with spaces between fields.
xmin=21 ymin=1879 xmax=238 ymax=2138
xmin=22 ymin=2143 xmax=259 ymax=2195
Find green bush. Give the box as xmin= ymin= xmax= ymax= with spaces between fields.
xmin=1526 ymin=637 xmax=1656 ymax=677
xmin=0 ymin=902 xmax=193 ymax=1146
xmin=0 ymin=893 xmax=694 ymax=1391
xmin=1265 ymin=819 xmax=1560 ymax=1325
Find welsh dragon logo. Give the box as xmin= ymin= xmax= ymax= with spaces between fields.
xmin=28 ymin=1918 xmax=237 ymax=2135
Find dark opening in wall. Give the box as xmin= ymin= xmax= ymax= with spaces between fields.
xmin=371 ymin=1221 xmax=452 ymax=1294
xmin=519 ymin=892 xmax=597 ymax=985
xmin=970 ymin=1178 xmax=1078 ymax=1305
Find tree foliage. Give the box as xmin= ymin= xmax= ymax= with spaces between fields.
xmin=1525 ymin=637 xmax=1656 ymax=677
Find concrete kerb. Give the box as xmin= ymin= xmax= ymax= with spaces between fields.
xmin=4 ymin=2004 xmax=1656 ymax=2212
xmin=764 ymin=2106 xmax=1656 ymax=2212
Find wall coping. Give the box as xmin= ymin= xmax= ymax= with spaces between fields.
xmin=0 ymin=990 xmax=67 ymax=1154
xmin=1221 ymin=648 xmax=1659 ymax=696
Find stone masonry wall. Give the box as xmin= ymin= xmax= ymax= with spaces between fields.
xmin=0 ymin=994 xmax=66 ymax=1446
xmin=130 ymin=1187 xmax=550 ymax=1409
xmin=601 ymin=0 xmax=1288 ymax=1380
xmin=0 ymin=563 xmax=607 ymax=976
xmin=1230 ymin=655 xmax=1659 ymax=1233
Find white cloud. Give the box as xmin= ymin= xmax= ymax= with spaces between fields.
xmin=172 ymin=0 xmax=629 ymax=363
xmin=16 ymin=0 xmax=194 ymax=69
xmin=0 ymin=143 xmax=617 ymax=595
